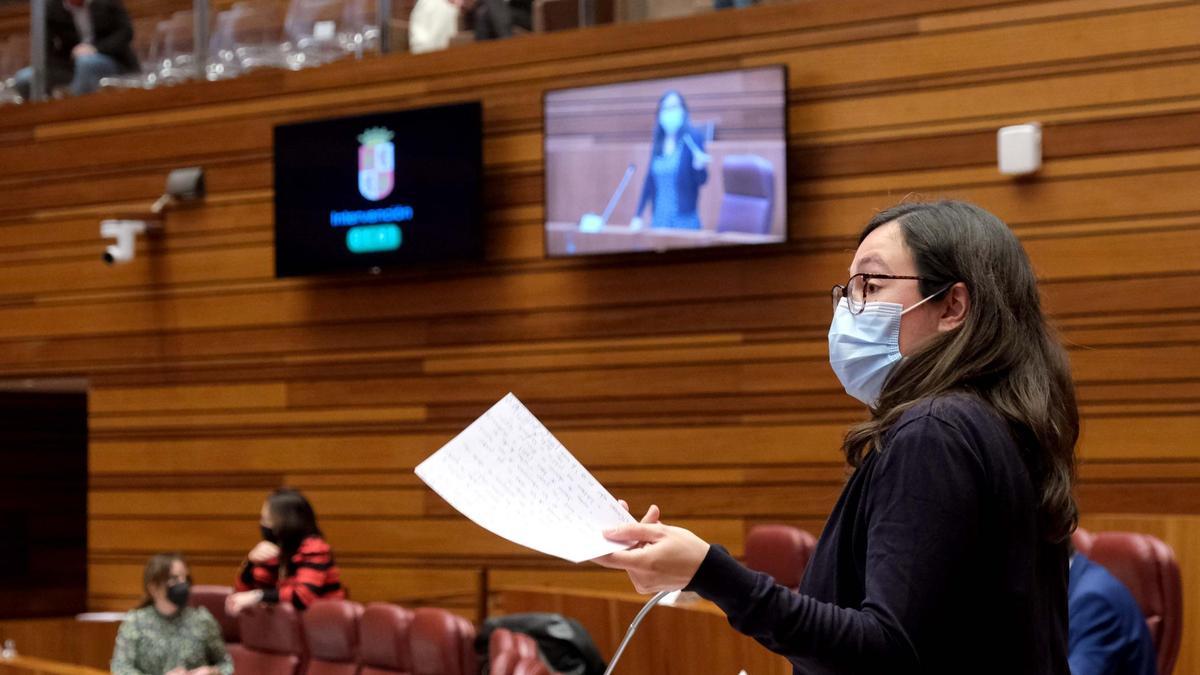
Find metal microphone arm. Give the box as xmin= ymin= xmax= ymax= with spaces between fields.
xmin=602 ymin=590 xmax=672 ymax=675
xmin=600 ymin=163 xmax=637 ymax=226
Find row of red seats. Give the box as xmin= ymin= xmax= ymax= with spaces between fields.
xmin=189 ymin=526 xmax=1180 ymax=675
xmin=188 ymin=590 xmax=476 ymax=675
xmin=487 ymin=628 xmax=553 ymax=675
xmin=189 ymin=588 xmax=554 ymax=675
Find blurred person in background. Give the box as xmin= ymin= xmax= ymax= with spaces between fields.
xmin=111 ymin=553 xmax=233 ymax=675
xmin=1067 ymin=542 xmax=1156 ymax=675
xmin=409 ymin=0 xmax=464 ymax=53
xmin=472 ymin=0 xmax=531 ymax=40
xmin=13 ymin=0 xmax=138 ymax=99
xmin=226 ymin=487 xmax=346 ymax=614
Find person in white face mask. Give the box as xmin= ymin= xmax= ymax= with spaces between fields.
xmin=826 ymin=272 xmax=953 ymax=407
xmin=596 ymin=200 xmax=1080 ymax=675
xmin=630 ymin=90 xmax=711 ymax=231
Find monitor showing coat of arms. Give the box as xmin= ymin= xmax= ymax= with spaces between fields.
xmin=273 ymin=101 xmax=483 ymax=278
xmin=543 ymin=66 xmax=788 ymax=257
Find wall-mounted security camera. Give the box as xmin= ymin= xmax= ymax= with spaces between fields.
xmin=99 ymin=168 xmax=201 ymax=266
xmin=152 ymin=167 xmax=206 ymax=213
xmin=100 ymin=220 xmax=148 ymax=265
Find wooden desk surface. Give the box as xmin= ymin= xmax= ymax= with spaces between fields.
xmin=544 ymin=222 xmax=783 ymax=256
xmin=494 ymin=586 xmax=791 ymax=675
xmin=0 ymin=655 xmax=110 ymax=675
xmin=0 ymin=618 xmax=119 ymax=672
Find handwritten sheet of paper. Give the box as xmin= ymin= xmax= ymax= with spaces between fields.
xmin=415 ymin=393 xmax=636 ymax=563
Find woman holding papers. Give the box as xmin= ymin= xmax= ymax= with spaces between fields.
xmin=598 ymin=200 xmax=1077 ymax=675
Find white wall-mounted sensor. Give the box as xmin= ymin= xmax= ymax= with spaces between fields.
xmin=997 ymin=123 xmax=1042 ymax=176
xmin=100 ymin=219 xmax=148 ymax=265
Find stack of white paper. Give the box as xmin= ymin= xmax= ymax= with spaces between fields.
xmin=415 ymin=393 xmax=636 ymax=563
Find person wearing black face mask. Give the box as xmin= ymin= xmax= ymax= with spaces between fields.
xmin=111 ymin=553 xmax=233 ymax=675
xmin=228 ymin=487 xmax=346 ymax=615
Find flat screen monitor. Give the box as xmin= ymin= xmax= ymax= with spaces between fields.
xmin=543 ymin=66 xmax=788 ymax=258
xmin=274 ymin=101 xmax=483 ymax=277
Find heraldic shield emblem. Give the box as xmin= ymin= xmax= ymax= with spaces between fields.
xmin=357 ymin=127 xmax=395 ymax=201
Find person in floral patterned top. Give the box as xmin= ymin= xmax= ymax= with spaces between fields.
xmin=111 ymin=553 xmax=234 ymax=675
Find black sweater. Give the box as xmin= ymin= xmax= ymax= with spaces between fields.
xmin=688 ymin=394 xmax=1070 ymax=674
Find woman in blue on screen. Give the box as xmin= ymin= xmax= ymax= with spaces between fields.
xmin=630 ymin=90 xmax=712 ymax=231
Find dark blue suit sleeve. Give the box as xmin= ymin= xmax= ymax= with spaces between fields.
xmin=1069 ymin=590 xmax=1131 ymax=675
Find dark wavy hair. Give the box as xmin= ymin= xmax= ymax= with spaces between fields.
xmin=841 ymin=200 xmax=1079 ymax=543
xmin=267 ymin=487 xmax=322 ymax=569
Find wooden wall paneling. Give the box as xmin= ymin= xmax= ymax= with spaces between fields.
xmin=0 ymin=0 xmax=1196 ymax=670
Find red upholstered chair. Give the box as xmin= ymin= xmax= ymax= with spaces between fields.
xmin=359 ymin=603 xmax=414 ymax=675
xmin=232 ymin=603 xmax=307 ymax=675
xmin=489 ymin=628 xmax=519 ymax=675
xmin=512 ymin=656 xmax=552 ymax=675
xmin=453 ymin=615 xmax=479 ymax=675
xmin=189 ymin=584 xmax=241 ymax=644
xmin=1083 ymin=531 xmax=1183 ymax=675
xmin=490 ymin=648 xmax=520 ymax=675
xmin=409 ymin=607 xmax=478 ymax=675
xmin=489 ymin=628 xmax=541 ymax=675
xmin=743 ymin=524 xmax=817 ymax=590
xmin=303 ymin=599 xmax=365 ymax=675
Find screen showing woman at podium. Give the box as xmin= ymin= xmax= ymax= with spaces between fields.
xmin=543 ymin=66 xmax=788 ymax=257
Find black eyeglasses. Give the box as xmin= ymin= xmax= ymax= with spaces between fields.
xmin=831 ymin=273 xmax=933 ymax=315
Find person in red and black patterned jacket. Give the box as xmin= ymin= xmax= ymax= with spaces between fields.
xmin=226 ymin=488 xmax=346 ymax=615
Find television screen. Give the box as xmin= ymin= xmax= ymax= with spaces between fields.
xmin=543 ymin=66 xmax=788 ymax=257
xmin=274 ymin=102 xmax=483 ymax=277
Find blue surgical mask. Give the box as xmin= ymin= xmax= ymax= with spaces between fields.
xmin=658 ymin=107 xmax=684 ymax=135
xmin=827 ymin=292 xmax=942 ymax=407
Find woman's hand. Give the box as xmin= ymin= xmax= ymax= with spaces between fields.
xmin=617 ymin=500 xmax=660 ymax=527
xmin=594 ymin=505 xmax=710 ymax=594
xmin=247 ymin=541 xmax=280 ymax=564
xmin=682 ymin=134 xmax=712 ymax=170
xmin=224 ymin=590 xmax=263 ymax=616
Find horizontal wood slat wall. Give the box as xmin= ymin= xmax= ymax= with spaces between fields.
xmin=1 ymin=0 xmax=1198 ymax=670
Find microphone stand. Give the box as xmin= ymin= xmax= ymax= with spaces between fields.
xmin=602 ymin=590 xmax=672 ymax=675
